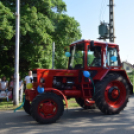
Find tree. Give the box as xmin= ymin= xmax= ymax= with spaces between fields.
xmin=87 ymin=54 xmax=95 ymax=65
xmin=0 ymin=0 xmax=81 ymax=78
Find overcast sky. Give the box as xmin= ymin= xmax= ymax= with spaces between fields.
xmin=63 ymin=0 xmax=134 ymax=64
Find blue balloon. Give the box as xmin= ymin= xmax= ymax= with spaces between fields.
xmin=111 ymin=56 xmax=117 ymax=62
xmin=83 ymin=71 xmax=90 ymax=78
xmin=37 ymin=86 xmax=44 ymax=94
xmin=65 ymin=52 xmax=71 ymax=57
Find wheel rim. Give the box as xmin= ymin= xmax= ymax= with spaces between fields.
xmin=38 ymin=99 xmax=58 ymax=119
xmin=104 ymin=81 xmax=126 ymax=108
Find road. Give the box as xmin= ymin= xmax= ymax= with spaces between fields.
xmin=0 ymin=96 xmax=134 ymax=134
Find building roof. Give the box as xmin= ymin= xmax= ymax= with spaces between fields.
xmin=122 ymin=61 xmax=134 ymax=68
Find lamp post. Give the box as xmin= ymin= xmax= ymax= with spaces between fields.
xmin=52 ymin=42 xmax=55 ymax=69
xmin=14 ymin=0 xmax=20 ymax=106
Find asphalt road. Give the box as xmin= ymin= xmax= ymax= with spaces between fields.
xmin=1 ymin=96 xmax=134 ymax=134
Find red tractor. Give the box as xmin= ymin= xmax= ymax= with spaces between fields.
xmin=24 ymin=39 xmax=133 ymax=124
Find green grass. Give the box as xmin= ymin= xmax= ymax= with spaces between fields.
xmin=127 ymin=73 xmax=134 ymax=92
xmin=0 ymin=98 xmax=79 ymax=111
xmin=0 ymin=100 xmax=23 ymax=111
xmin=68 ymin=98 xmax=79 ymax=108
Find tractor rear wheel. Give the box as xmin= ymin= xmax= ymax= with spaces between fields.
xmin=31 ymin=92 xmax=64 ymax=124
xmin=23 ymin=99 xmax=31 ymax=115
xmin=75 ymin=98 xmax=97 ymax=109
xmin=94 ymin=73 xmax=129 ymax=115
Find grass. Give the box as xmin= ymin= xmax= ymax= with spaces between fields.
xmin=68 ymin=98 xmax=79 ymax=108
xmin=0 ymin=98 xmax=79 ymax=111
xmin=127 ymin=73 xmax=134 ymax=92
xmin=0 ymin=100 xmax=23 ymax=111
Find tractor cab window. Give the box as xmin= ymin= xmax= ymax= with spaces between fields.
xmin=107 ymin=47 xmax=119 ymax=66
xmin=87 ymin=46 xmax=101 ymax=67
xmin=69 ymin=43 xmax=84 ymax=69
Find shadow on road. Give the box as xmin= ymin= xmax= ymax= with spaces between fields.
xmin=0 ymin=96 xmax=134 ymax=134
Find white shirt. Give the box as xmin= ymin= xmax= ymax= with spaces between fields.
xmin=0 ymin=81 xmax=8 ymax=90
xmin=24 ymin=76 xmax=33 ymax=84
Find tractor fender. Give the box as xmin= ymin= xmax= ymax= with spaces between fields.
xmin=93 ymin=69 xmax=109 ymax=81
xmin=108 ymin=70 xmax=133 ymax=95
xmin=45 ymin=88 xmax=68 ymax=108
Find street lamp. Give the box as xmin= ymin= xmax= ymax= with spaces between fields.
xmin=14 ymin=0 xmax=20 ymax=106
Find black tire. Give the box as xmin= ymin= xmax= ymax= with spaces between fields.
xmin=31 ymin=92 xmax=64 ymax=124
xmin=23 ymin=99 xmax=31 ymax=115
xmin=94 ymin=73 xmax=129 ymax=115
xmin=75 ymin=98 xmax=97 ymax=109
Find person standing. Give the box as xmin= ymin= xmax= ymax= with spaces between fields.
xmin=8 ymin=75 xmax=14 ymax=101
xmin=0 ymin=76 xmax=8 ymax=101
xmin=0 ymin=76 xmax=8 ymax=91
xmin=24 ymin=71 xmax=33 ymax=90
xmin=19 ymin=76 xmax=24 ymax=102
xmin=24 ymin=71 xmax=33 ymax=84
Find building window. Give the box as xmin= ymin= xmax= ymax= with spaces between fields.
xmin=126 ymin=66 xmax=130 ymax=70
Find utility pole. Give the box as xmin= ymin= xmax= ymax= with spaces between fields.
xmin=109 ymin=0 xmax=115 ymax=43
xmin=14 ymin=0 xmax=20 ymax=106
xmin=52 ymin=42 xmax=55 ymax=69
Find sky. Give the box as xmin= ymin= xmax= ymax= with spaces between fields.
xmin=63 ymin=0 xmax=134 ymax=65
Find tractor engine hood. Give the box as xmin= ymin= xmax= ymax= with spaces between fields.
xmin=33 ymin=69 xmax=79 ymax=77
xmin=32 ymin=69 xmax=79 ymax=88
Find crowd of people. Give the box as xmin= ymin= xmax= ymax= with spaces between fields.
xmin=0 ymin=71 xmax=33 ymax=102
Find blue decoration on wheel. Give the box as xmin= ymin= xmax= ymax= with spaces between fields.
xmin=37 ymin=86 xmax=44 ymax=94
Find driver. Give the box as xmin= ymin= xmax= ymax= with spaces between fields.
xmin=91 ymin=47 xmax=101 ymax=67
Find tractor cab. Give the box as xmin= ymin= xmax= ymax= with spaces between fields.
xmin=68 ymin=39 xmax=121 ymax=70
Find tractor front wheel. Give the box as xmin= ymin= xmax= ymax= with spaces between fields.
xmin=31 ymin=92 xmax=64 ymax=124
xmin=94 ymin=73 xmax=129 ymax=115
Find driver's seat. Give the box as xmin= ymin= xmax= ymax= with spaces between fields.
xmin=75 ymin=64 xmax=83 ymax=69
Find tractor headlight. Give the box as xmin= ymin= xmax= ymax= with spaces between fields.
xmin=40 ymin=78 xmax=45 ymax=83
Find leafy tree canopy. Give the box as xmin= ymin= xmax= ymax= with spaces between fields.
xmin=0 ymin=0 xmax=81 ymax=78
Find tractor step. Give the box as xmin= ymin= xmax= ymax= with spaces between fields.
xmin=85 ymin=98 xmax=95 ymax=105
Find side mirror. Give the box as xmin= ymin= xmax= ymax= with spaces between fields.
xmin=83 ymin=71 xmax=90 ymax=78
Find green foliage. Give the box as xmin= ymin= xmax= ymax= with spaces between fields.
xmin=0 ymin=98 xmax=79 ymax=110
xmin=127 ymin=71 xmax=134 ymax=84
xmin=88 ymin=54 xmax=95 ymax=65
xmin=0 ymin=0 xmax=81 ymax=78
xmin=73 ymin=51 xmax=83 ymax=67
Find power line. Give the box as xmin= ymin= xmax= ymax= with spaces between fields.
xmin=101 ymin=0 xmax=108 ymax=21
xmin=100 ymin=0 xmax=104 ymax=21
